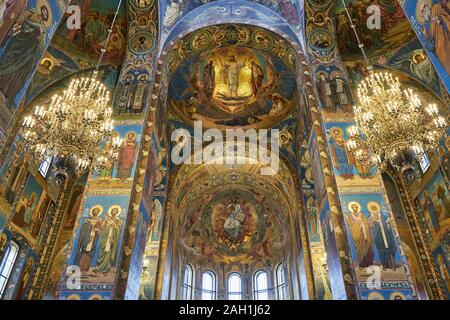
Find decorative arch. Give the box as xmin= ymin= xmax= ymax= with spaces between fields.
xmin=152 ymin=142 xmax=315 ymax=299
xmin=161 ymin=0 xmax=306 ymax=53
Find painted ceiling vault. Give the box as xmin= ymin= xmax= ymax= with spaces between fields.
xmin=166 ymin=24 xmax=300 ymax=129
xmin=168 ymin=159 xmax=300 ymax=265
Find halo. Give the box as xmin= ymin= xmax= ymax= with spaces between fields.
xmin=88 ymin=294 xmax=103 ymax=300
xmin=330 ymin=70 xmax=342 ymax=78
xmin=412 ymin=52 xmax=426 ymax=65
xmin=389 ymin=292 xmax=407 ymax=300
xmin=347 ymin=201 xmax=361 ymax=212
xmin=66 ymin=294 xmax=81 ymax=300
xmin=107 ymin=205 xmax=122 ymax=217
xmin=367 ymin=292 xmax=384 ymax=300
xmin=329 ymin=127 xmax=343 ymax=139
xmin=89 ymin=205 xmax=104 ymax=217
xmin=125 ymin=131 xmax=137 ymax=140
xmin=367 ymin=201 xmax=381 ymax=212
xmin=40 ymin=58 xmax=53 ymax=69
xmin=36 ymin=0 xmax=53 ymax=28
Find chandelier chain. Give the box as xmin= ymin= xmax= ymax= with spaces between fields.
xmin=95 ymin=0 xmax=124 ymax=74
xmin=340 ymin=0 xmax=371 ymax=69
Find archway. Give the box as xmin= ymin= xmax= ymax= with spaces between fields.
xmin=156 ymin=154 xmax=312 ymax=300
xmin=138 ymin=21 xmax=314 ymax=300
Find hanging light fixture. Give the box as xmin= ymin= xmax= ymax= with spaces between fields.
xmin=20 ymin=0 xmax=124 ymax=183
xmin=340 ymin=0 xmax=447 ymax=175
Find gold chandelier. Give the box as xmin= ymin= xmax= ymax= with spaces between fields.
xmin=20 ymin=0 xmax=124 ymax=179
xmin=347 ymin=72 xmax=447 ymax=172
xmin=339 ymin=0 xmax=447 ymax=174
xmin=21 ymin=76 xmax=121 ymax=175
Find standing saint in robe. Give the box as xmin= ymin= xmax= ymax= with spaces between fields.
xmin=221 ymin=55 xmax=246 ymax=98
xmin=329 ymin=127 xmax=354 ymax=179
xmin=306 ymin=197 xmax=320 ymax=243
xmin=429 ymin=0 xmax=450 ymax=74
xmin=203 ymin=60 xmax=215 ymax=97
xmin=116 ymin=131 xmax=137 ymax=181
xmin=422 ymin=190 xmax=440 ymax=231
xmin=345 ymin=128 xmax=372 ymax=178
xmin=12 ymin=195 xmax=27 ymax=226
xmin=368 ymin=202 xmax=397 ymax=270
xmin=0 ymin=5 xmax=48 ymax=105
xmin=98 ymin=132 xmax=118 ymax=182
xmin=345 ymin=202 xmax=374 ymax=269
xmin=15 ymin=257 xmax=33 ymax=299
xmin=333 ymin=73 xmax=353 ymax=113
xmin=73 ymin=206 xmax=102 ymax=273
xmin=95 ymin=206 xmax=122 ymax=274
xmin=437 ymin=254 xmax=450 ymax=290
xmin=436 ymin=183 xmax=450 ymax=218
xmin=23 ymin=192 xmax=37 ymax=226
xmin=250 ymin=60 xmax=264 ymax=96
xmin=316 ymin=73 xmax=336 ymax=112
xmin=115 ymin=75 xmax=133 ymax=115
xmin=149 ymin=199 xmax=162 ymax=242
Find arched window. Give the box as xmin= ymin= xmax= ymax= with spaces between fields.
xmin=253 ymin=270 xmax=269 ymax=300
xmin=39 ymin=156 xmax=52 ymax=178
xmin=0 ymin=241 xmax=19 ymax=299
xmin=275 ymin=264 xmax=286 ymax=300
xmin=227 ymin=272 xmax=242 ymax=300
xmin=201 ymin=271 xmax=216 ymax=300
xmin=182 ymin=264 xmax=194 ymax=300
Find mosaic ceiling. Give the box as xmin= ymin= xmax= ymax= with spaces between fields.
xmin=168 ymin=160 xmax=300 ymax=265
xmin=165 ymin=24 xmax=300 ymax=129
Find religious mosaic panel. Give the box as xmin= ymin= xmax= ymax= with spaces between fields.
xmin=401 ymin=0 xmax=450 ymax=92
xmin=59 ymin=193 xmax=130 ymax=300
xmin=340 ymin=192 xmax=415 ymax=300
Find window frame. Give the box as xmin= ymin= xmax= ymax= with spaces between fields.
xmin=227 ymin=272 xmax=242 ymax=300
xmin=275 ymin=264 xmax=287 ymax=300
xmin=201 ymin=270 xmax=216 ymax=300
xmin=38 ymin=156 xmax=52 ymax=178
xmin=418 ymin=152 xmax=431 ymax=173
xmin=253 ymin=270 xmax=269 ymax=300
xmin=0 ymin=241 xmax=19 ymax=299
xmin=182 ymin=264 xmax=194 ymax=300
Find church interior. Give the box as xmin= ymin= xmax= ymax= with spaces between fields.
xmin=0 ymin=0 xmax=448 ymax=301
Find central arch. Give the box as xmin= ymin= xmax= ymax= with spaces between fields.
xmin=155 ymin=152 xmax=314 ymax=300
xmin=136 ymin=20 xmax=315 ymax=300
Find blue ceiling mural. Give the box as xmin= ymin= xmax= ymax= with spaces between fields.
xmin=159 ymin=0 xmax=305 ymax=53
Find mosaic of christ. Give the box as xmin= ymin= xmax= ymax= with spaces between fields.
xmin=204 ymin=47 xmax=271 ymax=113
xmin=168 ymin=47 xmax=297 ymax=129
xmin=181 ymin=189 xmax=287 ymax=263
